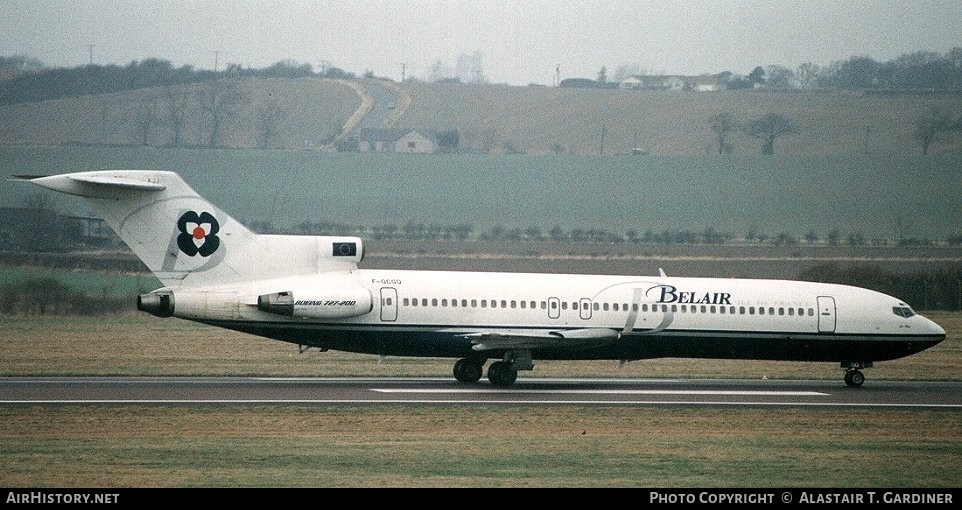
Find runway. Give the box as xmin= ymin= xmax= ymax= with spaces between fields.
xmin=2 ymin=377 xmax=961 ymax=407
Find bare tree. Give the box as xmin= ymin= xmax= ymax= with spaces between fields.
xmin=796 ymin=62 xmax=821 ymax=89
xmin=913 ymin=108 xmax=960 ymax=155
xmin=745 ymin=113 xmax=797 ymax=155
xmin=166 ymin=84 xmax=191 ymax=148
xmin=202 ymin=79 xmax=242 ymax=147
xmin=137 ymin=93 xmax=159 ymax=146
xmin=709 ymin=112 xmax=736 ymax=154
xmin=256 ymin=98 xmax=286 ymax=149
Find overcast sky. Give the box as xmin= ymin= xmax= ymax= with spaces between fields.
xmin=2 ymin=0 xmax=960 ymax=85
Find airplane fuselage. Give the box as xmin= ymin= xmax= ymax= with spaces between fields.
xmin=179 ymin=269 xmax=945 ymax=364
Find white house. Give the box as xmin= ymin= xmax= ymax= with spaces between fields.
xmin=358 ymin=128 xmax=436 ymax=153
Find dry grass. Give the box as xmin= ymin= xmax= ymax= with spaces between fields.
xmin=0 ymin=406 xmax=958 ymax=487
xmin=1 ymin=313 xmax=959 ymax=487
xmin=1 ymin=312 xmax=958 ymax=381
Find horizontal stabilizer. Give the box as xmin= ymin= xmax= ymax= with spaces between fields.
xmin=26 ymin=171 xmax=166 ymax=198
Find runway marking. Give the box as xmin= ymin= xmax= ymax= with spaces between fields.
xmin=371 ymin=389 xmax=829 ymax=396
xmin=1 ymin=399 xmax=961 ymax=408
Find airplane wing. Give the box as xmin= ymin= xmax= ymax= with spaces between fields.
xmin=461 ymin=328 xmax=620 ymax=351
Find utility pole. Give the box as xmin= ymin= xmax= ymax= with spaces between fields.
xmin=86 ymin=44 xmax=95 ymax=65
xmin=555 ymin=64 xmax=560 ymax=87
xmin=401 ymin=63 xmax=406 ymax=82
xmin=212 ymin=50 xmax=220 ymax=72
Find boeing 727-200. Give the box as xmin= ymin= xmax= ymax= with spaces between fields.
xmin=22 ymin=171 xmax=946 ymax=387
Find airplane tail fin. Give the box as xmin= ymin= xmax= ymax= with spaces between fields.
xmin=24 ymin=171 xmax=362 ymax=288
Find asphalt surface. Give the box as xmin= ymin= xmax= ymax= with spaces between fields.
xmin=1 ymin=377 xmax=960 ymax=407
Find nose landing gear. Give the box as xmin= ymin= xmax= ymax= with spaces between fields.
xmin=841 ymin=361 xmax=872 ymax=388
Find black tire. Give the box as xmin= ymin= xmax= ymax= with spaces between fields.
xmin=453 ymin=358 xmax=483 ymax=383
xmin=849 ymin=370 xmax=865 ymax=387
xmin=844 ymin=370 xmax=865 ymax=388
xmin=487 ymin=361 xmax=518 ymax=387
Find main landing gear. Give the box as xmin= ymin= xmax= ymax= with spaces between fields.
xmin=453 ymin=350 xmax=534 ymax=387
xmin=841 ymin=361 xmax=873 ymax=388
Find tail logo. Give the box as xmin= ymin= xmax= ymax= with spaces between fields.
xmin=177 ymin=211 xmax=220 ymax=257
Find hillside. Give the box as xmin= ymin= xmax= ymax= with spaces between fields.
xmin=1 ymin=77 xmax=961 ymax=155
xmin=395 ymin=82 xmax=962 ymax=155
xmin=0 ymin=78 xmax=358 ymax=149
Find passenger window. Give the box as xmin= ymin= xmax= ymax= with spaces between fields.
xmin=471 ymin=299 xmax=477 ymax=307
xmin=551 ymin=301 xmax=557 ymax=309
xmin=642 ymin=304 xmax=648 ymax=312
xmin=532 ymin=301 xmax=537 ymax=309
xmin=562 ymin=302 xmax=568 ymax=310
xmin=710 ymin=306 xmax=716 ymax=313
xmin=701 ymin=305 xmax=707 ymax=313
xmin=403 ymin=298 xmax=409 ymax=306
xmin=501 ymin=300 xmax=507 ymax=308
xmin=603 ymin=303 xmax=609 ymax=311
xmin=481 ymin=300 xmax=487 ymax=308
xmin=593 ymin=303 xmax=599 ymax=311
xmin=633 ymin=304 xmax=638 ymax=312
xmin=613 ymin=303 xmax=619 ymax=312
xmin=788 ymin=308 xmax=794 ymax=316
xmin=511 ymin=300 xmax=517 ymax=308
xmin=749 ymin=307 xmax=754 ymax=315
xmin=441 ymin=299 xmax=447 ymax=307
xmin=520 ymin=301 xmax=526 ymax=309
xmin=432 ymin=299 xmax=438 ymax=306
xmin=769 ymin=307 xmax=775 ymax=315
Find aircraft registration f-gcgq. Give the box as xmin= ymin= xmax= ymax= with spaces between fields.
xmin=24 ymin=170 xmax=945 ymax=387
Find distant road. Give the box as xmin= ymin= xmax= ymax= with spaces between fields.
xmin=2 ymin=377 xmax=960 ymax=408
xmin=354 ymin=81 xmax=398 ymax=132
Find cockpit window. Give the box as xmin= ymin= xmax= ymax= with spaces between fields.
xmin=892 ymin=306 xmax=915 ymax=318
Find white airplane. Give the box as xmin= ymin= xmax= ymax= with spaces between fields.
xmin=23 ymin=170 xmax=946 ymax=387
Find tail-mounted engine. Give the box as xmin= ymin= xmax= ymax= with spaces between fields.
xmin=137 ymin=291 xmax=174 ymax=317
xmin=258 ymin=288 xmax=373 ymax=319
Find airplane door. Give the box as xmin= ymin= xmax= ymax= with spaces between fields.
xmin=580 ymin=298 xmax=592 ymax=320
xmin=380 ymin=288 xmax=398 ymax=322
xmin=817 ymin=296 xmax=836 ymax=333
xmin=548 ymin=297 xmax=560 ymax=319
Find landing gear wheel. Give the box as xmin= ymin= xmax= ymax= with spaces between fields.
xmin=453 ymin=358 xmax=484 ymax=383
xmin=487 ymin=361 xmax=518 ymax=387
xmin=844 ymin=370 xmax=865 ymax=388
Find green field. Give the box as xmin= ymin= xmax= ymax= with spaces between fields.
xmin=2 ymin=146 xmax=960 ymax=240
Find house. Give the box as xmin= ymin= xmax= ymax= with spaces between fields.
xmin=358 ymin=128 xmax=436 ymax=153
xmin=618 ymin=74 xmax=727 ymax=92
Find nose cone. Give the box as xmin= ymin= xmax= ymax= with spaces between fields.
xmin=919 ymin=314 xmax=947 ymax=342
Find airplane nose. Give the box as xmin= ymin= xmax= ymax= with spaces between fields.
xmin=921 ymin=315 xmax=947 ymax=339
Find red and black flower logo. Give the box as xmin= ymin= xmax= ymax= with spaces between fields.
xmin=177 ymin=211 xmax=220 ymax=257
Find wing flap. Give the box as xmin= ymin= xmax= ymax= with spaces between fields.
xmin=465 ymin=328 xmax=619 ymax=351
